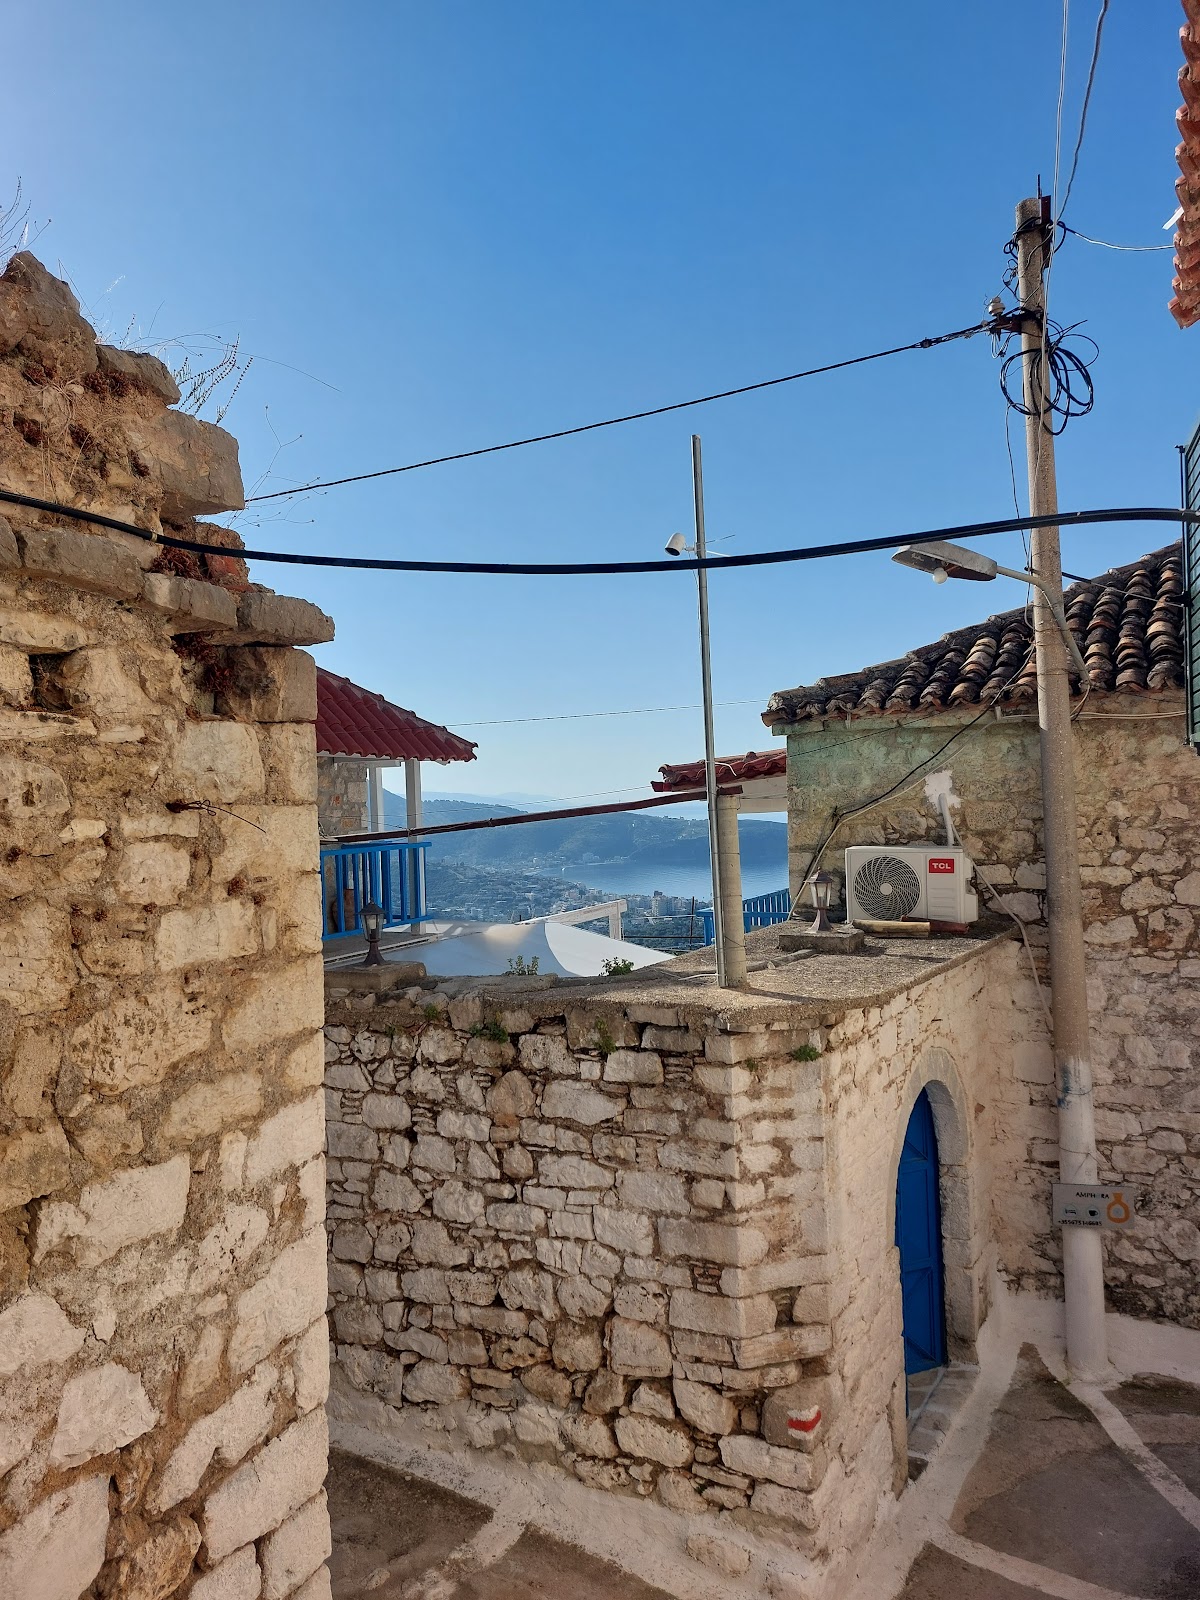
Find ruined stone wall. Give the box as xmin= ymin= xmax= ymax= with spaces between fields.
xmin=323 ymin=948 xmax=1004 ymax=1554
xmin=0 ymin=253 xmax=335 ymax=1599
xmin=317 ymin=756 xmax=368 ymax=841
xmin=783 ymin=704 xmax=1200 ymax=1327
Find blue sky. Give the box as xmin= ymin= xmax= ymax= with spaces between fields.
xmin=6 ymin=1 xmax=1192 ymax=806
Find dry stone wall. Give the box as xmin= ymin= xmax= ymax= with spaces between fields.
xmin=316 ymin=757 xmax=368 ymax=842
xmin=0 ymin=253 xmax=334 ymax=1599
xmin=783 ymin=706 xmax=1200 ymax=1327
xmin=323 ymin=947 xmax=1006 ymax=1553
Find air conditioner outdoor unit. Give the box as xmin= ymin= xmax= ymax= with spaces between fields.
xmin=844 ymin=844 xmax=979 ymax=925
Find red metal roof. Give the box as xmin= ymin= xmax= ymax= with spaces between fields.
xmin=315 ymin=669 xmax=477 ymax=764
xmin=1172 ymin=2 xmax=1200 ymax=328
xmin=654 ymin=749 xmax=786 ymax=793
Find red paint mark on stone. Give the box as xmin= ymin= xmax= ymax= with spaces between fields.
xmin=787 ymin=1408 xmax=821 ymax=1433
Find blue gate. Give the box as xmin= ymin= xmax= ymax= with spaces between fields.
xmin=895 ymin=1089 xmax=946 ymax=1375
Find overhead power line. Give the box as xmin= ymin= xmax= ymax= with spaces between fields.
xmin=1061 ymin=223 xmax=1172 ymax=253
xmin=1058 ymin=0 xmax=1112 ymax=221
xmin=447 ymin=699 xmax=763 ymax=728
xmin=242 ymin=321 xmax=990 ymax=504
xmin=0 ymin=487 xmax=1193 ymax=578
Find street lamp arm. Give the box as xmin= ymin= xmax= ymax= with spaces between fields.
xmin=993 ymin=563 xmax=1089 ymax=680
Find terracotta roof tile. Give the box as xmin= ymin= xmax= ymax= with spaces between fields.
xmin=315 ymin=669 xmax=477 ymax=764
xmin=653 ymin=748 xmax=786 ymax=792
xmin=763 ymin=543 xmax=1185 ymax=728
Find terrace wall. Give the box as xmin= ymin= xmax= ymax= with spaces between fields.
xmin=323 ymin=942 xmax=1010 ymax=1558
xmin=0 ymin=253 xmax=334 ymax=1599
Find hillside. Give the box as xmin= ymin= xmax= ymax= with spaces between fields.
xmin=382 ymin=793 xmax=787 ymax=872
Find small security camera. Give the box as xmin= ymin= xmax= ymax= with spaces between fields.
xmin=664 ymin=532 xmax=688 ymax=557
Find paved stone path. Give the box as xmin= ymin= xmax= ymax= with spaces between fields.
xmin=328 ymin=1349 xmax=1200 ymax=1600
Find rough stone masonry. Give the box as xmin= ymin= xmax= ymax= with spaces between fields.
xmin=0 ymin=252 xmax=334 ymax=1600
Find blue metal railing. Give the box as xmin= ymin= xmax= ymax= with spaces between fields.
xmin=698 ymin=887 xmax=791 ymax=945
xmin=320 ymin=841 xmax=431 ymax=941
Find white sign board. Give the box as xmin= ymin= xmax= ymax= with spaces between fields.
xmin=1053 ymin=1184 xmax=1136 ymax=1230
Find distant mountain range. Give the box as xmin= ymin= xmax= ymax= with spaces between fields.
xmin=382 ymin=793 xmax=787 ymax=874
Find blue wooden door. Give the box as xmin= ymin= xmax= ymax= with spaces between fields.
xmin=895 ymin=1089 xmax=946 ymax=1375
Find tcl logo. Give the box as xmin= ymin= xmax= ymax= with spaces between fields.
xmin=927 ymin=857 xmax=956 ymax=874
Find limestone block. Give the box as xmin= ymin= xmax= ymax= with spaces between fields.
xmin=608 ymin=1317 xmax=672 ymax=1377
xmin=558 ymin=1277 xmax=611 ymax=1320
xmin=34 ymin=1153 xmax=190 ymax=1266
xmin=0 ymin=642 xmax=31 ymax=705
xmin=156 ymin=900 xmax=259 ymax=970
xmin=561 ymin=1412 xmax=618 ymax=1459
xmin=0 ymin=1474 xmax=110 ymax=1600
xmin=485 ymin=1199 xmax=544 ymax=1235
xmin=500 ymin=1267 xmax=558 ymax=1318
xmin=552 ymin=1322 xmax=603 ymax=1371
xmin=404 ymin=1361 xmax=471 ymax=1403
xmin=593 ymin=1207 xmax=654 ymax=1257
xmin=235 ymin=592 xmax=334 ymax=647
xmin=603 ymin=1050 xmax=663 ymax=1085
xmin=219 ymin=647 xmax=317 ymax=723
xmin=181 ymin=1324 xmax=226 ymax=1402
xmin=259 ymin=724 xmax=318 ymax=803
xmin=537 ymin=1153 xmax=612 ymax=1189
xmin=190 ymin=1545 xmax=262 ymax=1600
xmin=115 ymin=840 xmax=192 ymax=905
xmin=686 ymin=1532 xmax=751 ymax=1578
xmin=1175 ymin=870 xmax=1200 ymax=906
xmin=163 ymin=1072 xmax=263 ymax=1144
xmin=363 ymin=1093 xmax=412 ymax=1130
xmin=658 ymin=1218 xmax=769 ymax=1267
xmin=373 ymin=1170 xmax=423 ymax=1211
xmin=334 ymin=1302 xmax=383 ymax=1344
xmin=191 ymin=1205 xmax=272 ymax=1297
xmin=244 ymin=1093 xmax=325 ymax=1187
xmin=613 ymin=1284 xmax=666 ymax=1325
xmin=224 ymin=962 xmax=323 ymax=1051
xmin=293 ymin=1318 xmax=330 ymax=1414
xmin=17 ymin=525 xmax=142 ymax=599
xmin=521 ymin=1365 xmax=571 ymax=1408
xmin=96 ymin=341 xmax=180 ymax=401
xmin=720 ymin=1434 xmax=824 ymax=1490
xmin=0 ymin=1291 xmax=85 ymax=1377
xmin=487 ymin=1069 xmax=535 ymax=1122
xmin=669 ymin=1289 xmax=776 ymax=1339
xmin=292 ymin=1568 xmax=333 ymax=1600
xmin=614 ymin=1413 xmax=693 ymax=1467
xmin=201 ymin=1408 xmax=328 ymax=1564
xmin=260 ymin=1491 xmax=331 ymax=1600
xmin=0 ymin=900 xmax=73 ymax=1013
xmin=541 ymin=1081 xmax=620 ymax=1125
xmin=733 ymin=1325 xmax=831 ymax=1368
xmin=749 ymin=1481 xmax=817 ymax=1529
xmin=170 ymin=720 xmax=265 ymax=804
xmin=411 ymin=1219 xmax=471 ymax=1267
xmin=616 ymin=1170 xmax=690 ymax=1214
xmin=672 ymin=1379 xmax=737 ymax=1437
xmin=0 ymin=1118 xmax=70 ymax=1212
xmin=109 ymin=1513 xmax=202 ymax=1600
xmin=50 ymin=1362 xmax=157 ymax=1467
xmin=70 ymin=977 xmax=213 ymax=1094
xmin=0 ymin=757 xmax=68 ymax=854
xmin=126 ymin=409 xmax=244 ymax=518
xmin=229 ymin=1227 xmax=328 ymax=1374
xmin=518 ymin=1034 xmax=575 ymax=1077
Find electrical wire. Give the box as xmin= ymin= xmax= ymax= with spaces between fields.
xmin=973 ymin=861 xmax=1053 ymax=1032
xmin=0 ymin=486 xmax=1192 ymax=579
xmin=241 ymin=322 xmax=989 ymax=504
xmin=997 ymin=315 xmax=1096 ymax=436
xmin=1058 ymin=0 xmax=1113 ymax=222
xmin=1061 ymin=223 xmax=1173 ymax=253
xmin=448 ymin=699 xmax=762 ymax=728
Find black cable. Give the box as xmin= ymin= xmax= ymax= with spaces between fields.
xmin=997 ymin=314 xmax=1096 ymax=436
xmin=1059 ymin=0 xmax=1112 ymax=221
xmin=243 ymin=322 xmax=989 ymax=503
xmin=0 ymin=486 xmax=1193 ymax=577
xmin=1061 ymin=223 xmax=1173 ymax=253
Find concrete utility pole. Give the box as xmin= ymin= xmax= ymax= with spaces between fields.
xmin=1014 ymin=195 xmax=1107 ymax=1379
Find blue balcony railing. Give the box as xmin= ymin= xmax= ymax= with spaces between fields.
xmin=321 ymin=841 xmax=431 ymax=941
xmin=698 ymin=887 xmax=791 ymax=945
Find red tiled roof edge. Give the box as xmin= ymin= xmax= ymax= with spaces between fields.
xmin=762 ymin=543 xmax=1185 ymax=729
xmin=1171 ymin=1 xmax=1200 ymax=328
xmin=315 ymin=668 xmax=477 ymax=764
xmin=654 ymin=749 xmax=786 ymax=793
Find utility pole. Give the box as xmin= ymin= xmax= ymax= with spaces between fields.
xmin=1014 ymin=195 xmax=1107 ymax=1380
xmin=691 ymin=435 xmax=728 ymax=988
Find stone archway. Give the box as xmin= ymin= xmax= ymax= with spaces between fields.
xmin=886 ymin=1047 xmax=982 ymax=1361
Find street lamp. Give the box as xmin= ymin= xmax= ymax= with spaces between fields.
xmin=665 ymin=436 xmax=739 ymax=988
xmin=891 ymin=540 xmax=1089 ymax=680
xmin=360 ymin=901 xmax=385 ymax=967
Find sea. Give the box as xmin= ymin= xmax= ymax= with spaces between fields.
xmin=554 ymin=860 xmax=787 ymax=904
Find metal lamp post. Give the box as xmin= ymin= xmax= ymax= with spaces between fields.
xmin=664 ymin=436 xmax=745 ymax=989
xmin=360 ymin=900 xmax=385 ymax=967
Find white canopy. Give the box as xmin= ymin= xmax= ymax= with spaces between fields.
xmin=414 ymin=918 xmax=670 ymax=980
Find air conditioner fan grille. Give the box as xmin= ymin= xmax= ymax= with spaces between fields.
xmin=852 ymin=854 xmax=921 ymax=920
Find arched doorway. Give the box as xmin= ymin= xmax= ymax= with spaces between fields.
xmin=895 ymin=1088 xmax=946 ymax=1377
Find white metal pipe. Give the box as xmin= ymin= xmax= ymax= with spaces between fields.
xmin=716 ymin=793 xmax=747 ymax=986
xmin=692 ymin=435 xmax=728 ymax=988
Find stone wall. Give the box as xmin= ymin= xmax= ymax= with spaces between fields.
xmin=0 ymin=254 xmax=335 ymax=1598
xmin=781 ymin=700 xmax=1200 ymax=1326
xmin=323 ymin=943 xmax=1008 ymax=1555
xmin=317 ymin=756 xmax=368 ymax=841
